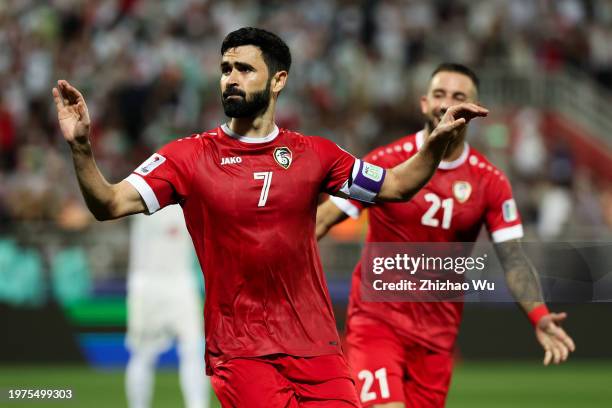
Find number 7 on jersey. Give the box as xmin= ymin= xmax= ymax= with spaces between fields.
xmin=253 ymin=171 xmax=273 ymax=207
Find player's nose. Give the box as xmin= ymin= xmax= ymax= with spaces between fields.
xmin=226 ymin=68 xmax=241 ymax=85
xmin=439 ymin=96 xmax=454 ymax=112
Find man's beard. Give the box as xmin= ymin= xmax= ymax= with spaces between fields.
xmin=222 ymin=81 xmax=272 ymax=118
xmin=425 ymin=116 xmax=438 ymax=134
xmin=426 ymin=111 xmax=467 ymax=144
xmin=425 ymin=112 xmax=442 ymax=133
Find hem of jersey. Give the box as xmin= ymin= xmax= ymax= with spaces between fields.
xmin=347 ymin=312 xmax=455 ymax=354
xmin=415 ymin=129 xmax=470 ymax=169
xmin=491 ymin=224 xmax=524 ymax=243
xmin=125 ymin=174 xmax=160 ymax=214
xmin=220 ymin=123 xmax=280 ymax=143
xmin=209 ymin=347 xmax=343 ymax=371
xmin=330 ymin=196 xmax=361 ymax=219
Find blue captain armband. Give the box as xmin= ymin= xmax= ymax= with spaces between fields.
xmin=340 ymin=159 xmax=386 ymax=203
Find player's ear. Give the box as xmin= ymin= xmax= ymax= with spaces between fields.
xmin=420 ymin=95 xmax=428 ymax=115
xmin=469 ymin=84 xmax=479 ymax=104
xmin=271 ymin=71 xmax=288 ymax=94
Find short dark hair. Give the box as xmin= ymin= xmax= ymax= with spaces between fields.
xmin=221 ymin=27 xmax=292 ymax=75
xmin=431 ymin=63 xmax=480 ymax=91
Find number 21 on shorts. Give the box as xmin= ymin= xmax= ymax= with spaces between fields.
xmin=358 ymin=368 xmax=390 ymax=403
xmin=253 ymin=171 xmax=273 ymax=207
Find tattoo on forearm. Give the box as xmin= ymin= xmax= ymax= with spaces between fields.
xmin=494 ymin=239 xmax=544 ymax=312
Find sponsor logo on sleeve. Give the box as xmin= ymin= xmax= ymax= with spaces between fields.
xmin=273 ymin=147 xmax=292 ymax=169
xmin=502 ymin=199 xmax=518 ymax=222
xmin=135 ymin=153 xmax=166 ymax=176
xmin=362 ymin=163 xmax=384 ymax=182
xmin=453 ymin=181 xmax=472 ymax=203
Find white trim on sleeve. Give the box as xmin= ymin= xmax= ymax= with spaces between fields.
xmin=351 ymin=159 xmax=362 ymax=181
xmin=491 ymin=224 xmax=524 ymax=243
xmin=330 ymin=195 xmax=361 ymax=219
xmin=125 ymin=173 xmax=161 ymax=214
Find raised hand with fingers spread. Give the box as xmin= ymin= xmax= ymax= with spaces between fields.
xmin=373 ymin=102 xmax=489 ymax=202
xmin=428 ymin=102 xmax=488 ymax=149
xmin=50 ymin=80 xmax=146 ymax=220
xmin=52 ymin=80 xmax=91 ymax=145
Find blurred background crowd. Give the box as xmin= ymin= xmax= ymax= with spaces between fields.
xmin=2 ymin=5 xmax=612 ymax=405
xmin=1 ymin=0 xmax=612 ymax=290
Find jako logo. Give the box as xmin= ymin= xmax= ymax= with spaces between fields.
xmin=221 ymin=156 xmax=242 ymax=165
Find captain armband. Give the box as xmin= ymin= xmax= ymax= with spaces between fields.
xmin=339 ymin=159 xmax=386 ymax=203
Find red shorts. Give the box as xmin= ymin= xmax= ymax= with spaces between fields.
xmin=211 ymin=353 xmax=360 ymax=407
xmin=345 ymin=317 xmax=454 ymax=408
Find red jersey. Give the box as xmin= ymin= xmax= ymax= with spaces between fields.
xmin=335 ymin=131 xmax=523 ymax=352
xmin=126 ymin=124 xmax=357 ymax=373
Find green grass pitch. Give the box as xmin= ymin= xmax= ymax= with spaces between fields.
xmin=0 ymin=361 xmax=610 ymax=407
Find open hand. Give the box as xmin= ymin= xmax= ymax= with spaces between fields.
xmin=429 ymin=102 xmax=488 ymax=145
xmin=535 ymin=312 xmax=576 ymax=365
xmin=52 ymin=80 xmax=91 ymax=145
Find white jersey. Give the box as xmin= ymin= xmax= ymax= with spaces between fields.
xmin=128 ymin=205 xmax=195 ymax=281
xmin=126 ymin=204 xmax=204 ymax=352
xmin=125 ymin=208 xmax=208 ymax=408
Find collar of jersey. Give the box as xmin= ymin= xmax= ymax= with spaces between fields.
xmin=221 ymin=123 xmax=280 ymax=144
xmin=416 ymin=129 xmax=470 ymax=170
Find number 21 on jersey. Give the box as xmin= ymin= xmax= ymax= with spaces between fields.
xmin=253 ymin=172 xmax=273 ymax=207
xmin=421 ymin=193 xmax=454 ymax=229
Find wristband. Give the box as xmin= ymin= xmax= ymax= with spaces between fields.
xmin=528 ymin=304 xmax=549 ymax=327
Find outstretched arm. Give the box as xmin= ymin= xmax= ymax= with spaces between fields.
xmin=494 ymin=239 xmax=576 ymax=365
xmin=377 ymin=103 xmax=488 ymax=202
xmin=53 ymin=80 xmax=146 ymax=220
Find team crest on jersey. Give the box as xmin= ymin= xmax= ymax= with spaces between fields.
xmin=135 ymin=153 xmax=166 ymax=176
xmin=274 ymin=147 xmax=292 ymax=169
xmin=452 ymin=181 xmax=472 ymax=203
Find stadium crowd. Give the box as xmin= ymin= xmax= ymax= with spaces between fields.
xmin=1 ymin=0 xmax=612 ymax=239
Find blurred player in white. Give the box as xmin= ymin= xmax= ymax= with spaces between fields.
xmin=126 ymin=204 xmax=210 ymax=408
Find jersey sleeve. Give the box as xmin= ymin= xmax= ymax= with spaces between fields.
xmin=125 ymin=137 xmax=198 ymax=214
xmin=313 ymin=137 xmax=357 ymax=195
xmin=485 ymin=172 xmax=524 ymax=243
